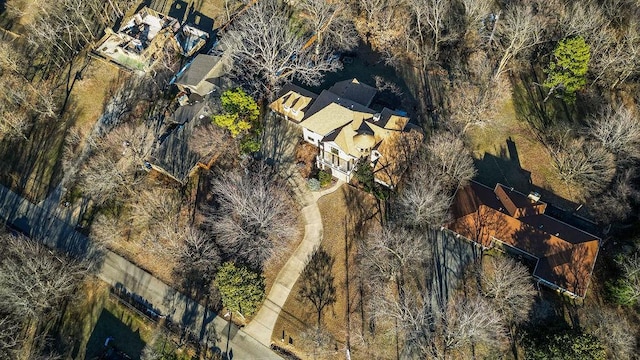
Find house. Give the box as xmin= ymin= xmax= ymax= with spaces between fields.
xmin=269 ymin=79 xmax=423 ymax=187
xmin=174 ymin=54 xmax=231 ymax=97
xmin=146 ymin=102 xmax=210 ymax=184
xmin=92 ymin=7 xmax=207 ymax=73
xmin=448 ymin=181 xmax=600 ymax=299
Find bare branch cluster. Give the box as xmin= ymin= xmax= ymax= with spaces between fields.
xmin=587 ymin=104 xmax=640 ymax=162
xmin=294 ymin=0 xmax=359 ymax=57
xmin=550 ymin=137 xmax=616 ymax=194
xmin=0 ymin=231 xmax=89 ymax=358
xmin=393 ymin=131 xmax=474 ymax=228
xmin=583 ymin=306 xmax=636 ymax=360
xmin=221 ymin=0 xmax=342 ymax=95
xmin=206 ymin=163 xmax=298 ymax=269
xmin=480 ymin=256 xmax=536 ymax=324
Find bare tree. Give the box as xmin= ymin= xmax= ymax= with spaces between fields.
xmin=446 ymin=79 xmax=507 ymax=135
xmin=294 ymin=0 xmax=359 ymax=59
xmin=206 ymin=163 xmax=298 ymax=269
xmin=394 ymin=174 xmax=452 ymax=228
xmin=583 ymin=307 xmax=636 ymax=360
xmin=189 ymin=124 xmax=229 ymax=159
xmin=587 ymin=104 xmax=640 ymax=162
xmin=480 ymin=256 xmax=536 ymax=325
xmin=172 ymin=228 xmax=221 ymax=295
xmin=550 ymin=137 xmax=616 ymax=194
xmin=90 ymin=212 xmax=126 ymax=248
xmin=79 ymin=121 xmax=157 ymax=204
xmin=363 ymin=225 xmax=432 ymax=285
xmin=439 ymin=295 xmax=506 ymax=356
xmin=221 ymin=0 xmax=341 ymax=94
xmin=591 ymin=19 xmax=640 ymax=89
xmin=0 ymin=314 xmax=22 ymax=359
xmin=614 ymin=252 xmax=640 ymax=305
xmin=0 ymin=73 xmax=57 ymax=140
xmin=0 ymin=234 xmax=88 ymax=321
xmin=426 ymin=131 xmax=476 ymax=189
xmin=492 ymin=3 xmax=546 ymax=81
xmin=367 ymin=283 xmax=433 ymax=357
xmin=461 ymin=0 xmax=493 ymax=28
xmin=299 ymin=325 xmax=334 ymax=360
xmin=79 ymin=150 xmax=139 ymax=205
xmin=588 ymin=169 xmax=640 ymax=224
xmin=406 ymin=0 xmax=457 ymax=62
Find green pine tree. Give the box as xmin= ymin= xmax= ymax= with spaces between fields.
xmin=214 ymin=262 xmax=265 ymax=317
xmin=212 ymin=88 xmax=260 ymax=137
xmin=544 ymin=36 xmax=591 ymax=104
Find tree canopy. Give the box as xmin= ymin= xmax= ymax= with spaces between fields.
xmin=544 ymin=36 xmax=591 ymax=103
xmin=212 ymin=88 xmax=260 ymax=137
xmin=523 ymin=328 xmax=606 ymax=360
xmin=214 ymin=262 xmax=265 ymax=317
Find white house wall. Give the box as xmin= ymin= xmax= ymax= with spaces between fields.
xmin=302 ymin=128 xmax=323 ymax=146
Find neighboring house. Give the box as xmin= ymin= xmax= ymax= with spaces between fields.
xmin=269 ymin=79 xmax=422 ymax=187
xmin=92 ymin=7 xmax=207 ymax=73
xmin=174 ymin=54 xmax=230 ymax=97
xmin=147 ymin=102 xmax=210 ymax=184
xmin=448 ymin=181 xmax=600 ymax=299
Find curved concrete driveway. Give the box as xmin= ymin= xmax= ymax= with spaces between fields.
xmin=244 ymin=173 xmax=343 ymax=347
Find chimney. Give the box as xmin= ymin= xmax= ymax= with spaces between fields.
xmin=528 ymin=192 xmax=541 ymax=202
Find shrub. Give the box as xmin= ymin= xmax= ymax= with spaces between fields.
xmin=307 ymin=178 xmax=321 ymax=191
xmin=318 ymin=170 xmax=332 ymax=187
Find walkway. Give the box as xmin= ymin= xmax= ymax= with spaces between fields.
xmin=0 ymin=184 xmax=281 ymax=360
xmin=244 ymin=170 xmax=343 ymax=347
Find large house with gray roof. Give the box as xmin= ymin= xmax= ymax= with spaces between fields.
xmin=270 ymin=79 xmax=422 ymax=187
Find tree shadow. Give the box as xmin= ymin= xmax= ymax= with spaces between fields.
xmin=427 ymin=228 xmax=481 ymax=311
xmin=297 ymin=246 xmax=337 ymax=327
xmin=259 ymin=112 xmax=301 ymax=170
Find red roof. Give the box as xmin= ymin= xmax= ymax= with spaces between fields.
xmin=448 ymin=182 xmax=600 ymax=298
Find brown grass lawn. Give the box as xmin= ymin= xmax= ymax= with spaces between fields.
xmin=272 ymin=185 xmax=383 ymax=359
xmin=70 ymin=60 xmax=128 ymax=136
xmin=467 ymin=97 xmax=581 ymax=209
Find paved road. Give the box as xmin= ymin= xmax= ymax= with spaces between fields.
xmin=0 ymin=184 xmax=282 ymax=359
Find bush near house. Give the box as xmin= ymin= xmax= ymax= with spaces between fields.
xmin=318 ymin=170 xmax=332 ymax=187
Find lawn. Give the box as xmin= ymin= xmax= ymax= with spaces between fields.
xmin=84 ymin=305 xmax=149 ymax=360
xmin=467 ymin=96 xmax=582 ymax=210
xmin=272 ymin=184 xmax=383 ymax=359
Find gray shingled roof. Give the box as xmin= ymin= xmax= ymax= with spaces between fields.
xmin=150 ymin=102 xmax=207 ymax=182
xmin=175 ymin=54 xmax=222 ymax=87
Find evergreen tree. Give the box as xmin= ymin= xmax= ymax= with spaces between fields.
xmin=544 ymin=36 xmax=591 ymax=103
xmin=212 ymin=88 xmax=260 ymax=137
xmin=214 ymin=262 xmax=265 ymax=317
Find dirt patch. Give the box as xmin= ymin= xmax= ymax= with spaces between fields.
xmin=272 ymin=184 xmax=382 ymax=359
xmin=294 ymin=141 xmax=318 ymax=178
